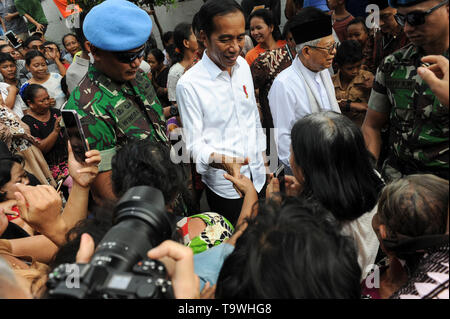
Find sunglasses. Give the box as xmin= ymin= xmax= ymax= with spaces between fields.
xmin=112 ymin=46 xmax=146 ymax=64
xmin=394 ymin=0 xmax=448 ymax=27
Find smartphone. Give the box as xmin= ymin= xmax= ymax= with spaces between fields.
xmin=61 ymin=110 xmax=89 ymax=163
xmin=274 ymin=164 xmax=286 ymax=193
xmin=5 ymin=30 xmax=21 ymax=49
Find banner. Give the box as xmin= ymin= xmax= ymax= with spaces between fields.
xmin=52 ymin=0 xmax=82 ymax=18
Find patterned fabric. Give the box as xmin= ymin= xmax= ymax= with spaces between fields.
xmin=64 ymin=65 xmax=169 ymax=172
xmin=368 ymin=43 xmax=449 ymax=181
xmin=0 ymin=106 xmax=35 ymax=152
xmin=177 ymin=212 xmax=235 ymax=255
xmin=390 ymin=244 xmax=449 ymax=299
xmin=251 ymin=45 xmax=293 ymax=129
xmin=245 ymin=40 xmax=287 ymax=66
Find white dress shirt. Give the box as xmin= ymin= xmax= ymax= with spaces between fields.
xmin=268 ymin=57 xmax=337 ymax=169
xmin=176 ymin=52 xmax=267 ymax=199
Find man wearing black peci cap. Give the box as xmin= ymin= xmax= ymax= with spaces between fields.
xmin=363 ymin=0 xmax=449 ymax=183
xmin=268 ymin=7 xmax=341 ymax=173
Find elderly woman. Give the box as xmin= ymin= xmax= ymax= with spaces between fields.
xmin=364 ymin=174 xmax=449 ymax=299
xmin=268 ymin=111 xmax=385 ymax=277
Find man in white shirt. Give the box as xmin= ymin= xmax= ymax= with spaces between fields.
xmin=268 ymin=7 xmax=341 ymax=172
xmin=176 ymin=0 xmax=267 ymax=225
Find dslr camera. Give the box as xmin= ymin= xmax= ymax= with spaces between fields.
xmin=47 ymin=186 xmax=176 ymax=299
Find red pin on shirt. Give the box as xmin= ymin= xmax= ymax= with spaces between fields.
xmin=243 ymin=85 xmax=248 ymax=99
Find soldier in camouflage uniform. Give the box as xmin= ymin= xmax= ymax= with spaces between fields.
xmin=64 ymin=0 xmax=170 ymax=202
xmin=362 ymin=0 xmax=449 ymax=183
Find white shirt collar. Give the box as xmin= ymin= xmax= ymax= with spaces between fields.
xmin=202 ymin=50 xmax=241 ymax=80
xmin=295 ymin=57 xmax=322 ymax=82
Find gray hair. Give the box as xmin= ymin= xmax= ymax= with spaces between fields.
xmin=377 ymin=174 xmax=449 ymax=239
xmin=296 ymin=38 xmax=322 ymax=55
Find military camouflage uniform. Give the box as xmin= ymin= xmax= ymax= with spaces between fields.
xmin=64 ymin=65 xmax=170 ymax=172
xmin=368 ymin=43 xmax=449 ymax=182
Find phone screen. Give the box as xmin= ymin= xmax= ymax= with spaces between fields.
xmin=5 ymin=31 xmax=21 ymax=49
xmin=61 ymin=110 xmax=88 ymax=163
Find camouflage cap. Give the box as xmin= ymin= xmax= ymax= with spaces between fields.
xmin=83 ymin=0 xmax=152 ymax=52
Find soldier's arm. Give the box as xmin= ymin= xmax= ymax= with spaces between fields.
xmin=362 ymin=58 xmax=392 ymax=162
xmin=362 ymin=108 xmax=389 ymax=162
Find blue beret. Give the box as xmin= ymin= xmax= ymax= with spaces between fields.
xmin=83 ymin=0 xmax=152 ymax=52
xmin=388 ymin=0 xmax=428 ymax=8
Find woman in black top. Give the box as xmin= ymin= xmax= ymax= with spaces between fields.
xmin=147 ymin=48 xmax=170 ymax=108
xmin=20 ymin=84 xmax=68 ymax=185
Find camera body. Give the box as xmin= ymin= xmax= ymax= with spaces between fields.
xmin=46 ymin=186 xmax=176 ymax=299
xmin=47 ymin=257 xmax=173 ymax=299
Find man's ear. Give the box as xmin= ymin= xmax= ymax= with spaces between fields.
xmin=83 ymin=41 xmax=91 ymax=53
xmin=89 ymin=43 xmax=101 ymax=62
xmin=301 ymin=46 xmax=310 ymax=59
xmin=199 ymin=30 xmax=208 ymax=49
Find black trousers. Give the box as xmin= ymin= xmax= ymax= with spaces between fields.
xmin=205 ymin=183 xmax=266 ymax=227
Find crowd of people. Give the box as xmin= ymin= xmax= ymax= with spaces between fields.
xmin=0 ymin=0 xmax=448 ymax=300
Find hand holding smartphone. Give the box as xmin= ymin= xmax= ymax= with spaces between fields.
xmin=5 ymin=30 xmax=22 ymax=49
xmin=61 ymin=110 xmax=89 ymax=163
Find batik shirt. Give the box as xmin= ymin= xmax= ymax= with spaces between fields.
xmin=368 ymin=43 xmax=449 ymax=180
xmin=64 ymin=65 xmax=169 ymax=172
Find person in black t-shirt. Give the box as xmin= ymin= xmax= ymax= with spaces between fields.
xmin=20 ymin=84 xmax=68 ymax=186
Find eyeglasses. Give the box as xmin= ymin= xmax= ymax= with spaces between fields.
xmin=308 ymin=42 xmax=337 ymax=55
xmin=394 ymin=0 xmax=448 ymax=27
xmin=112 ymin=46 xmax=146 ymax=64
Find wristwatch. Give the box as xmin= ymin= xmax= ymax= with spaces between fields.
xmin=169 ymin=105 xmax=179 ymax=117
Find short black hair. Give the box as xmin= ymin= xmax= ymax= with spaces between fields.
xmin=148 ymin=48 xmax=165 ymax=64
xmin=0 ymin=44 xmax=12 ymax=52
xmin=192 ymin=12 xmax=201 ymax=35
xmin=22 ymin=83 xmax=47 ymax=107
xmin=248 ymin=9 xmax=282 ymax=41
xmin=215 ymin=197 xmax=362 ymax=298
xmin=61 ymin=33 xmax=81 ymax=49
xmin=162 ymin=31 xmax=174 ymax=47
xmin=0 ymin=155 xmax=24 ymax=202
xmin=0 ymin=52 xmax=15 ymax=65
xmin=172 ymin=22 xmax=192 ymax=63
xmin=111 ymin=139 xmax=192 ymax=215
xmin=24 ymin=49 xmax=46 ymax=66
xmin=335 ymin=40 xmax=363 ymax=66
xmin=347 ymin=17 xmax=369 ymax=34
xmin=198 ymin=0 xmax=244 ymax=38
xmin=23 ymin=35 xmax=43 ymax=49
